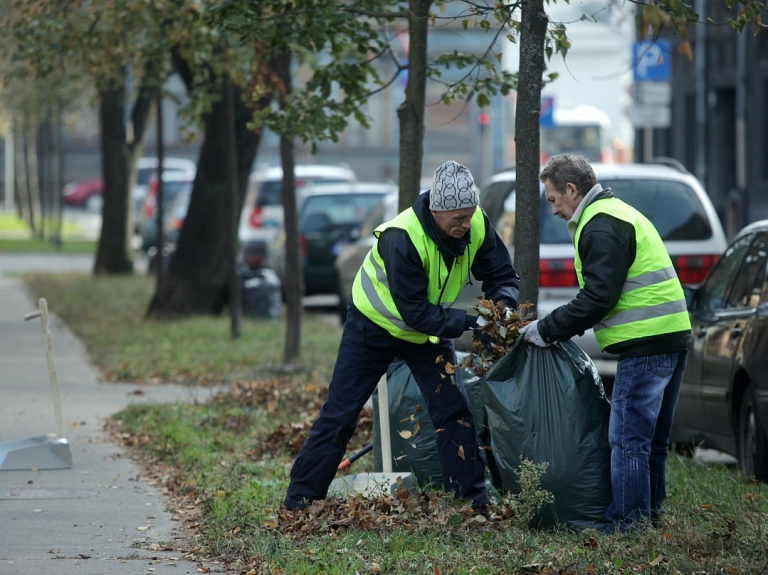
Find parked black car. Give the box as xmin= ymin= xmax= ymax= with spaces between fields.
xmin=270 ymin=182 xmax=395 ymax=297
xmin=672 ymin=219 xmax=768 ymax=482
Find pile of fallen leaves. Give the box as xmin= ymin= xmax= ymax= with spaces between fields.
xmin=461 ymin=299 xmax=536 ymax=377
xmin=257 ymin=408 xmax=373 ymax=457
xmin=223 ymin=379 xmax=328 ymax=414
xmin=269 ymin=489 xmax=517 ymax=538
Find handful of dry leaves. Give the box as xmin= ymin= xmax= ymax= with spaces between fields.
xmin=461 ymin=299 xmax=536 ymax=376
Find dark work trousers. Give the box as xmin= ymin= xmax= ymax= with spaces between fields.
xmin=284 ymin=304 xmax=489 ymax=509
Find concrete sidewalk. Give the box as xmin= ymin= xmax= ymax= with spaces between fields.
xmin=0 ymin=259 xmax=219 ymax=574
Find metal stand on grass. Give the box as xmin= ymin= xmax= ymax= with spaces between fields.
xmin=0 ymin=298 xmax=73 ymax=471
xmin=327 ymin=374 xmax=415 ymax=498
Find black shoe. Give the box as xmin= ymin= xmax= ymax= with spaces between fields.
xmin=650 ymin=510 xmax=664 ymax=529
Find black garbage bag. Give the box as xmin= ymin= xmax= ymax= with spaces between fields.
xmin=240 ymin=267 xmax=282 ymax=319
xmin=481 ymin=339 xmax=612 ymax=530
xmin=372 ymin=353 xmax=483 ymax=488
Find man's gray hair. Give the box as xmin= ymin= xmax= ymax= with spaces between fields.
xmin=539 ymin=154 xmax=597 ymax=197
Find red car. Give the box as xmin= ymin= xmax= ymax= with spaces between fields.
xmin=62 ymin=179 xmax=104 ymax=211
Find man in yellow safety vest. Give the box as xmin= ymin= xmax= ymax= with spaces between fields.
xmin=284 ymin=160 xmax=520 ymax=511
xmin=521 ymin=154 xmax=691 ymax=532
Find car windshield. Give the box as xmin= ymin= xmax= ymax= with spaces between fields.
xmin=257 ymin=178 xmax=352 ymax=208
xmin=540 ymin=178 xmax=714 ymax=244
xmin=300 ymin=193 xmax=386 ymax=230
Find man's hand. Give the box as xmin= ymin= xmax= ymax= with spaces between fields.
xmin=519 ymin=320 xmax=551 ymax=348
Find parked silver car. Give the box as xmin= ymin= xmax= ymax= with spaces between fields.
xmin=133 ymin=157 xmax=196 ymax=231
xmin=270 ymin=182 xmax=395 ymax=298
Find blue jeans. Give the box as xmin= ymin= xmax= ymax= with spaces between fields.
xmin=605 ymin=351 xmax=688 ymax=532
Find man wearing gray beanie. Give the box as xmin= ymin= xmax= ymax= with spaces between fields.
xmin=285 ymin=160 xmax=519 ymax=513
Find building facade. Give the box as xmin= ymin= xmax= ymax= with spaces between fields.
xmin=641 ymin=6 xmax=768 ymax=239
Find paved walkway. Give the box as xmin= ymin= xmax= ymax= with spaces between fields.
xmin=0 ymin=254 xmax=217 ymax=574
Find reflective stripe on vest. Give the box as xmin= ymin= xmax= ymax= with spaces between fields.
xmin=574 ymin=197 xmax=690 ymax=349
xmin=351 ymin=207 xmax=486 ymax=343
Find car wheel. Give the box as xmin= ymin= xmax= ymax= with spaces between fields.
xmin=737 ymin=385 xmax=768 ymax=482
xmin=86 ymin=194 xmax=103 ymax=212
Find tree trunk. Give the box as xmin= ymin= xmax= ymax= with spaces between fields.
xmin=26 ymin=125 xmax=41 ymax=239
xmin=223 ymin=75 xmax=242 ymax=339
xmin=91 ymin=66 xmax=156 ymax=274
xmin=146 ymin=76 xmax=261 ymax=317
xmin=127 ymin=70 xmax=158 ymax=231
xmin=397 ymin=0 xmax=431 ymax=211
xmin=14 ymin=116 xmax=31 ymax=231
xmin=153 ymin=91 xmax=165 ymax=293
xmin=513 ymin=0 xmax=548 ymax=311
xmin=37 ymin=110 xmax=50 ymax=241
xmin=93 ymin=84 xmax=134 ymax=275
xmin=51 ymin=101 xmax=64 ymax=247
xmin=271 ymin=48 xmax=302 ymax=365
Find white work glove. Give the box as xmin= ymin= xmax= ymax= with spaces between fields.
xmin=475 ymin=315 xmax=487 ymax=328
xmin=519 ymin=320 xmax=551 ymax=347
xmin=503 ymin=307 xmax=513 ymax=321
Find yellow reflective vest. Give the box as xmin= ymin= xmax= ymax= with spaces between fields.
xmin=352 ymin=207 xmax=486 ymax=343
xmin=574 ymin=197 xmax=690 ymax=349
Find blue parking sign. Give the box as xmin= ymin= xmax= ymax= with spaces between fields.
xmin=633 ymin=39 xmax=671 ymax=82
xmin=540 ymin=96 xmax=554 ymax=128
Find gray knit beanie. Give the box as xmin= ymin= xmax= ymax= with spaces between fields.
xmin=430 ymin=160 xmax=479 ymax=211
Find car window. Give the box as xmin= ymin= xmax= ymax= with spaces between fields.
xmin=695 ymin=233 xmax=753 ymax=311
xmin=540 ymin=193 xmax=573 ymax=244
xmin=536 ymin=178 xmax=716 ymax=245
xmin=481 ymin=180 xmax=516 ymax=225
xmin=727 ymin=233 xmax=768 ymax=308
xmin=138 ymin=166 xmax=189 ymax=186
xmin=601 ymin=178 xmax=713 ymax=241
xmin=256 ymin=178 xmax=352 ymax=208
xmin=494 ymin=188 xmax=573 ymax=246
xmin=357 ymin=194 xmax=400 ymax=237
xmin=300 ymin=194 xmax=385 ymax=229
